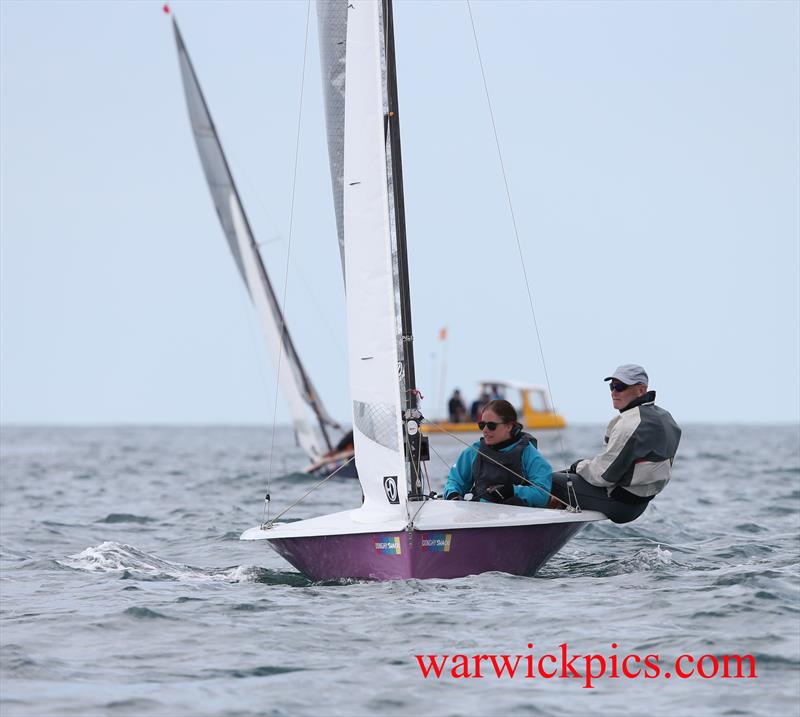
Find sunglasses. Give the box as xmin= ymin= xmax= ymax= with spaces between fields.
xmin=609 ymin=381 xmax=630 ymax=393
xmin=478 ymin=420 xmax=506 ymax=431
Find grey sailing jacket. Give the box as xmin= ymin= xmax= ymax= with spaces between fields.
xmin=575 ymin=391 xmax=681 ymax=498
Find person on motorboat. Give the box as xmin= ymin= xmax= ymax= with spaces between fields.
xmin=550 ymin=364 xmax=681 ymax=523
xmin=443 ymin=400 xmax=552 ymax=506
xmin=447 ymin=389 xmax=467 ymax=423
xmin=469 ymin=391 xmax=491 ymax=421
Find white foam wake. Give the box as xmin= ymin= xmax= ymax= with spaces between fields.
xmin=59 ymin=541 xmax=264 ymax=583
xmin=624 ymin=544 xmax=673 ymax=570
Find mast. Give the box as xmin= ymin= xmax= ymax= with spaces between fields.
xmin=382 ymin=0 xmax=428 ymax=496
xmin=172 ymin=18 xmax=335 ymax=453
xmin=383 ymin=0 xmax=416 ymax=408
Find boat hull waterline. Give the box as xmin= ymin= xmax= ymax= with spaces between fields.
xmin=268 ymin=523 xmax=584 ymax=581
xmin=255 ymin=521 xmax=586 ymax=581
xmin=242 ymin=501 xmax=605 ymax=581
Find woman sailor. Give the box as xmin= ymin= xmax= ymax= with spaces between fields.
xmin=443 ymin=400 xmax=552 ymax=506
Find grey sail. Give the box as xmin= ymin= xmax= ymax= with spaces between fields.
xmin=316 ymin=0 xmax=348 ymax=283
xmin=171 ymin=18 xmax=339 ymax=455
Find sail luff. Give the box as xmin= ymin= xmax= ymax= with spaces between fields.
xmin=172 ymin=17 xmax=335 ymax=455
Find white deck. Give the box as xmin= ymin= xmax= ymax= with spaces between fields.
xmin=240 ymin=500 xmax=606 ymax=541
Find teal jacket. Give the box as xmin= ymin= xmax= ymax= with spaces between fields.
xmin=443 ymin=437 xmax=553 ymax=508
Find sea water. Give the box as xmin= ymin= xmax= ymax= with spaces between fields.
xmin=1 ymin=424 xmax=798 ymax=716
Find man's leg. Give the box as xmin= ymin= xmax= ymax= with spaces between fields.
xmin=550 ymin=472 xmax=648 ymax=524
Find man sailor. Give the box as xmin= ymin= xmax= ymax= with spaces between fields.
xmin=550 ymin=364 xmax=681 ymax=523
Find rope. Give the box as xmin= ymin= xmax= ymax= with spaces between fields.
xmin=262 ymin=0 xmax=313 ymax=524
xmin=427 ymin=437 xmax=456 ymax=473
xmin=261 ymin=454 xmax=356 ymax=529
xmin=404 ymin=431 xmax=425 ymax=494
xmin=566 ymin=477 xmax=580 ymax=511
xmin=407 ymin=497 xmax=430 ymax=527
xmin=465 ymin=1 xmax=566 ymax=462
xmin=421 ymin=458 xmax=433 ymax=495
xmin=402 ymin=428 xmax=431 ymax=528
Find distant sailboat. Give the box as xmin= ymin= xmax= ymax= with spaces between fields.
xmin=170 ymin=12 xmax=355 ymax=478
xmin=241 ymin=0 xmax=605 ymax=581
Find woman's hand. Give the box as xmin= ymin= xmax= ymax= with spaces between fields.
xmin=485 ymin=484 xmax=515 ymax=503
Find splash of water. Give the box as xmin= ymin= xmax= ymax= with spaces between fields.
xmin=58 ymin=541 xmax=266 ymax=583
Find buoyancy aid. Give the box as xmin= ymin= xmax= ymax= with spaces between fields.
xmin=470 ymin=431 xmax=536 ymax=501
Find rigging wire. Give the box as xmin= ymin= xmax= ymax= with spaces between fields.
xmin=263 ymin=0 xmax=313 ymax=524
xmin=427 ymin=437 xmax=456 ymax=474
xmin=262 ymin=455 xmax=357 ymax=528
xmin=222 ymin=138 xmax=346 ymax=356
xmin=465 ymin=0 xmax=567 ymax=461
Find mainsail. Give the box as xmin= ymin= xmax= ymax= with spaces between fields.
xmin=171 ymin=17 xmax=337 ymax=460
xmin=343 ymin=0 xmax=411 ymax=511
xmin=316 ymin=0 xmax=348 ymax=283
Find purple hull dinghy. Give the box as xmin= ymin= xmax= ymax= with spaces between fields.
xmin=241 ymin=502 xmax=604 ymax=581
xmin=238 ymin=0 xmax=607 ymax=580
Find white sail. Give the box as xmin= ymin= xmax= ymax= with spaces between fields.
xmin=316 ymin=0 xmax=348 ymax=283
xmin=343 ymin=0 xmax=407 ymax=513
xmin=229 ymin=196 xmax=323 ymax=460
xmin=172 ymin=18 xmax=335 ymax=461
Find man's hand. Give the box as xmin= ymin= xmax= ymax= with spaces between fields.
xmin=568 ymin=460 xmax=583 ymax=474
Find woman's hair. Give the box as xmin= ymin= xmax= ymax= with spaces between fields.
xmin=482 ymin=399 xmax=517 ymax=424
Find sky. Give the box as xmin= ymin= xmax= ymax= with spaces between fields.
xmin=1 ymin=0 xmax=798 ymax=426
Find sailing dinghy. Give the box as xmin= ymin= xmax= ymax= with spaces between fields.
xmin=170 ymin=12 xmax=356 ymax=479
xmin=241 ymin=0 xmax=605 ymax=581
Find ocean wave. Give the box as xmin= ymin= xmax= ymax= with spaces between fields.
xmin=543 ymin=545 xmax=675 ymax=578
xmin=57 ymin=542 xmax=266 ymax=584
xmin=96 ymin=513 xmax=157 ymax=524
xmin=122 ymin=606 xmax=175 ymax=620
xmin=593 ymin=545 xmax=675 ymax=576
xmin=104 ymin=698 xmax=163 ymax=713
xmin=5 ymin=425 xmax=798 ymax=717
xmin=199 ymin=665 xmax=306 ymax=679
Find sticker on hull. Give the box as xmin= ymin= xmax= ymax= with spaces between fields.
xmin=421 ymin=532 xmax=452 ymax=552
xmin=374 ymin=536 xmax=402 ymax=555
